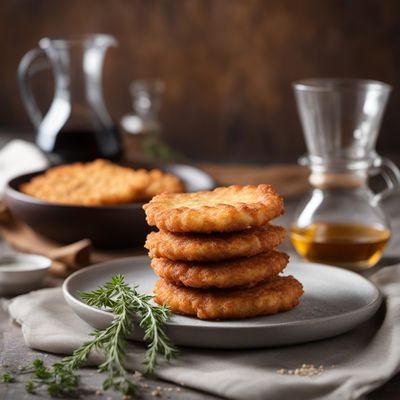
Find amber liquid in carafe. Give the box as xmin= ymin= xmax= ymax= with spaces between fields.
xmin=290 ymin=222 xmax=390 ymax=269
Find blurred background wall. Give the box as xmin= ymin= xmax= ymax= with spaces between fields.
xmin=1 ymin=0 xmax=400 ymax=163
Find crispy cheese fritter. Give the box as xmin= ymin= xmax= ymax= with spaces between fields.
xmin=154 ymin=275 xmax=303 ymax=320
xmin=151 ymin=251 xmax=289 ymax=288
xmin=145 ymin=224 xmax=286 ymax=261
xmin=143 ymin=184 xmax=284 ymax=233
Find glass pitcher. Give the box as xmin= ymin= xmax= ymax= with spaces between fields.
xmin=291 ymin=78 xmax=400 ymax=269
xmin=18 ymin=34 xmax=122 ymax=162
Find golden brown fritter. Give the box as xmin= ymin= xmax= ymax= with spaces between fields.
xmin=137 ymin=169 xmax=185 ymax=201
xmin=145 ymin=224 xmax=286 ymax=261
xmin=143 ymin=184 xmax=284 ymax=233
xmin=151 ymin=250 xmax=289 ymax=288
xmin=20 ymin=159 xmax=184 ymax=205
xmin=154 ymin=275 xmax=303 ymax=320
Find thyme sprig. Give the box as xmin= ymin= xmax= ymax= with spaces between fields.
xmin=79 ymin=274 xmax=177 ymax=390
xmin=13 ymin=274 xmax=177 ymax=397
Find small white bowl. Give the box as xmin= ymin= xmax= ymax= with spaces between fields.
xmin=0 ymin=254 xmax=51 ymax=296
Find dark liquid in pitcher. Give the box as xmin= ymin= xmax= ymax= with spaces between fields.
xmin=50 ymin=128 xmax=122 ymax=162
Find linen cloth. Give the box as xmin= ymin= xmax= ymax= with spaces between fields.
xmin=6 ymin=265 xmax=400 ymax=400
xmin=0 ymin=139 xmax=48 ymax=197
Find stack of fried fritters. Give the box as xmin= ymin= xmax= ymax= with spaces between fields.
xmin=144 ymin=185 xmax=303 ymax=320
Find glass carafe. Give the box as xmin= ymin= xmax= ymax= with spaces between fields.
xmin=18 ymin=34 xmax=122 ymax=162
xmin=121 ymin=80 xmax=165 ymax=160
xmin=291 ymin=79 xmax=400 ymax=269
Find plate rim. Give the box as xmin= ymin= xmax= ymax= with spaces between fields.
xmin=63 ymin=255 xmax=383 ymax=329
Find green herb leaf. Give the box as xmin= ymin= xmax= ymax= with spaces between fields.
xmin=25 ymin=380 xmax=36 ymax=393
xmin=0 ymin=372 xmax=14 ymax=383
xmin=25 ymin=359 xmax=79 ymax=397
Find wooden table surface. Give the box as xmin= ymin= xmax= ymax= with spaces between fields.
xmin=0 ymin=134 xmax=400 ymax=399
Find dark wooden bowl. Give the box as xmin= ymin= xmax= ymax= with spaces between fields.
xmin=5 ymin=164 xmax=216 ymax=248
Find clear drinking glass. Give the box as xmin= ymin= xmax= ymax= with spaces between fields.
xmin=291 ymin=78 xmax=400 ymax=269
xmin=18 ymin=34 xmax=122 ymax=162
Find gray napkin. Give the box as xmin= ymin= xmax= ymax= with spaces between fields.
xmin=6 ymin=265 xmax=400 ymax=400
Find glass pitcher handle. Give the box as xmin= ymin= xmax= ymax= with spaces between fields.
xmin=372 ymin=157 xmax=400 ymax=204
xmin=18 ymin=48 xmax=51 ymax=129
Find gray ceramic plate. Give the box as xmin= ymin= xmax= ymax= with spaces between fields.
xmin=63 ymin=256 xmax=382 ymax=349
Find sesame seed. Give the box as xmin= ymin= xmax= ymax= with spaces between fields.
xmin=276 ymin=363 xmax=335 ymax=377
xmin=152 ymin=388 xmax=162 ymax=397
